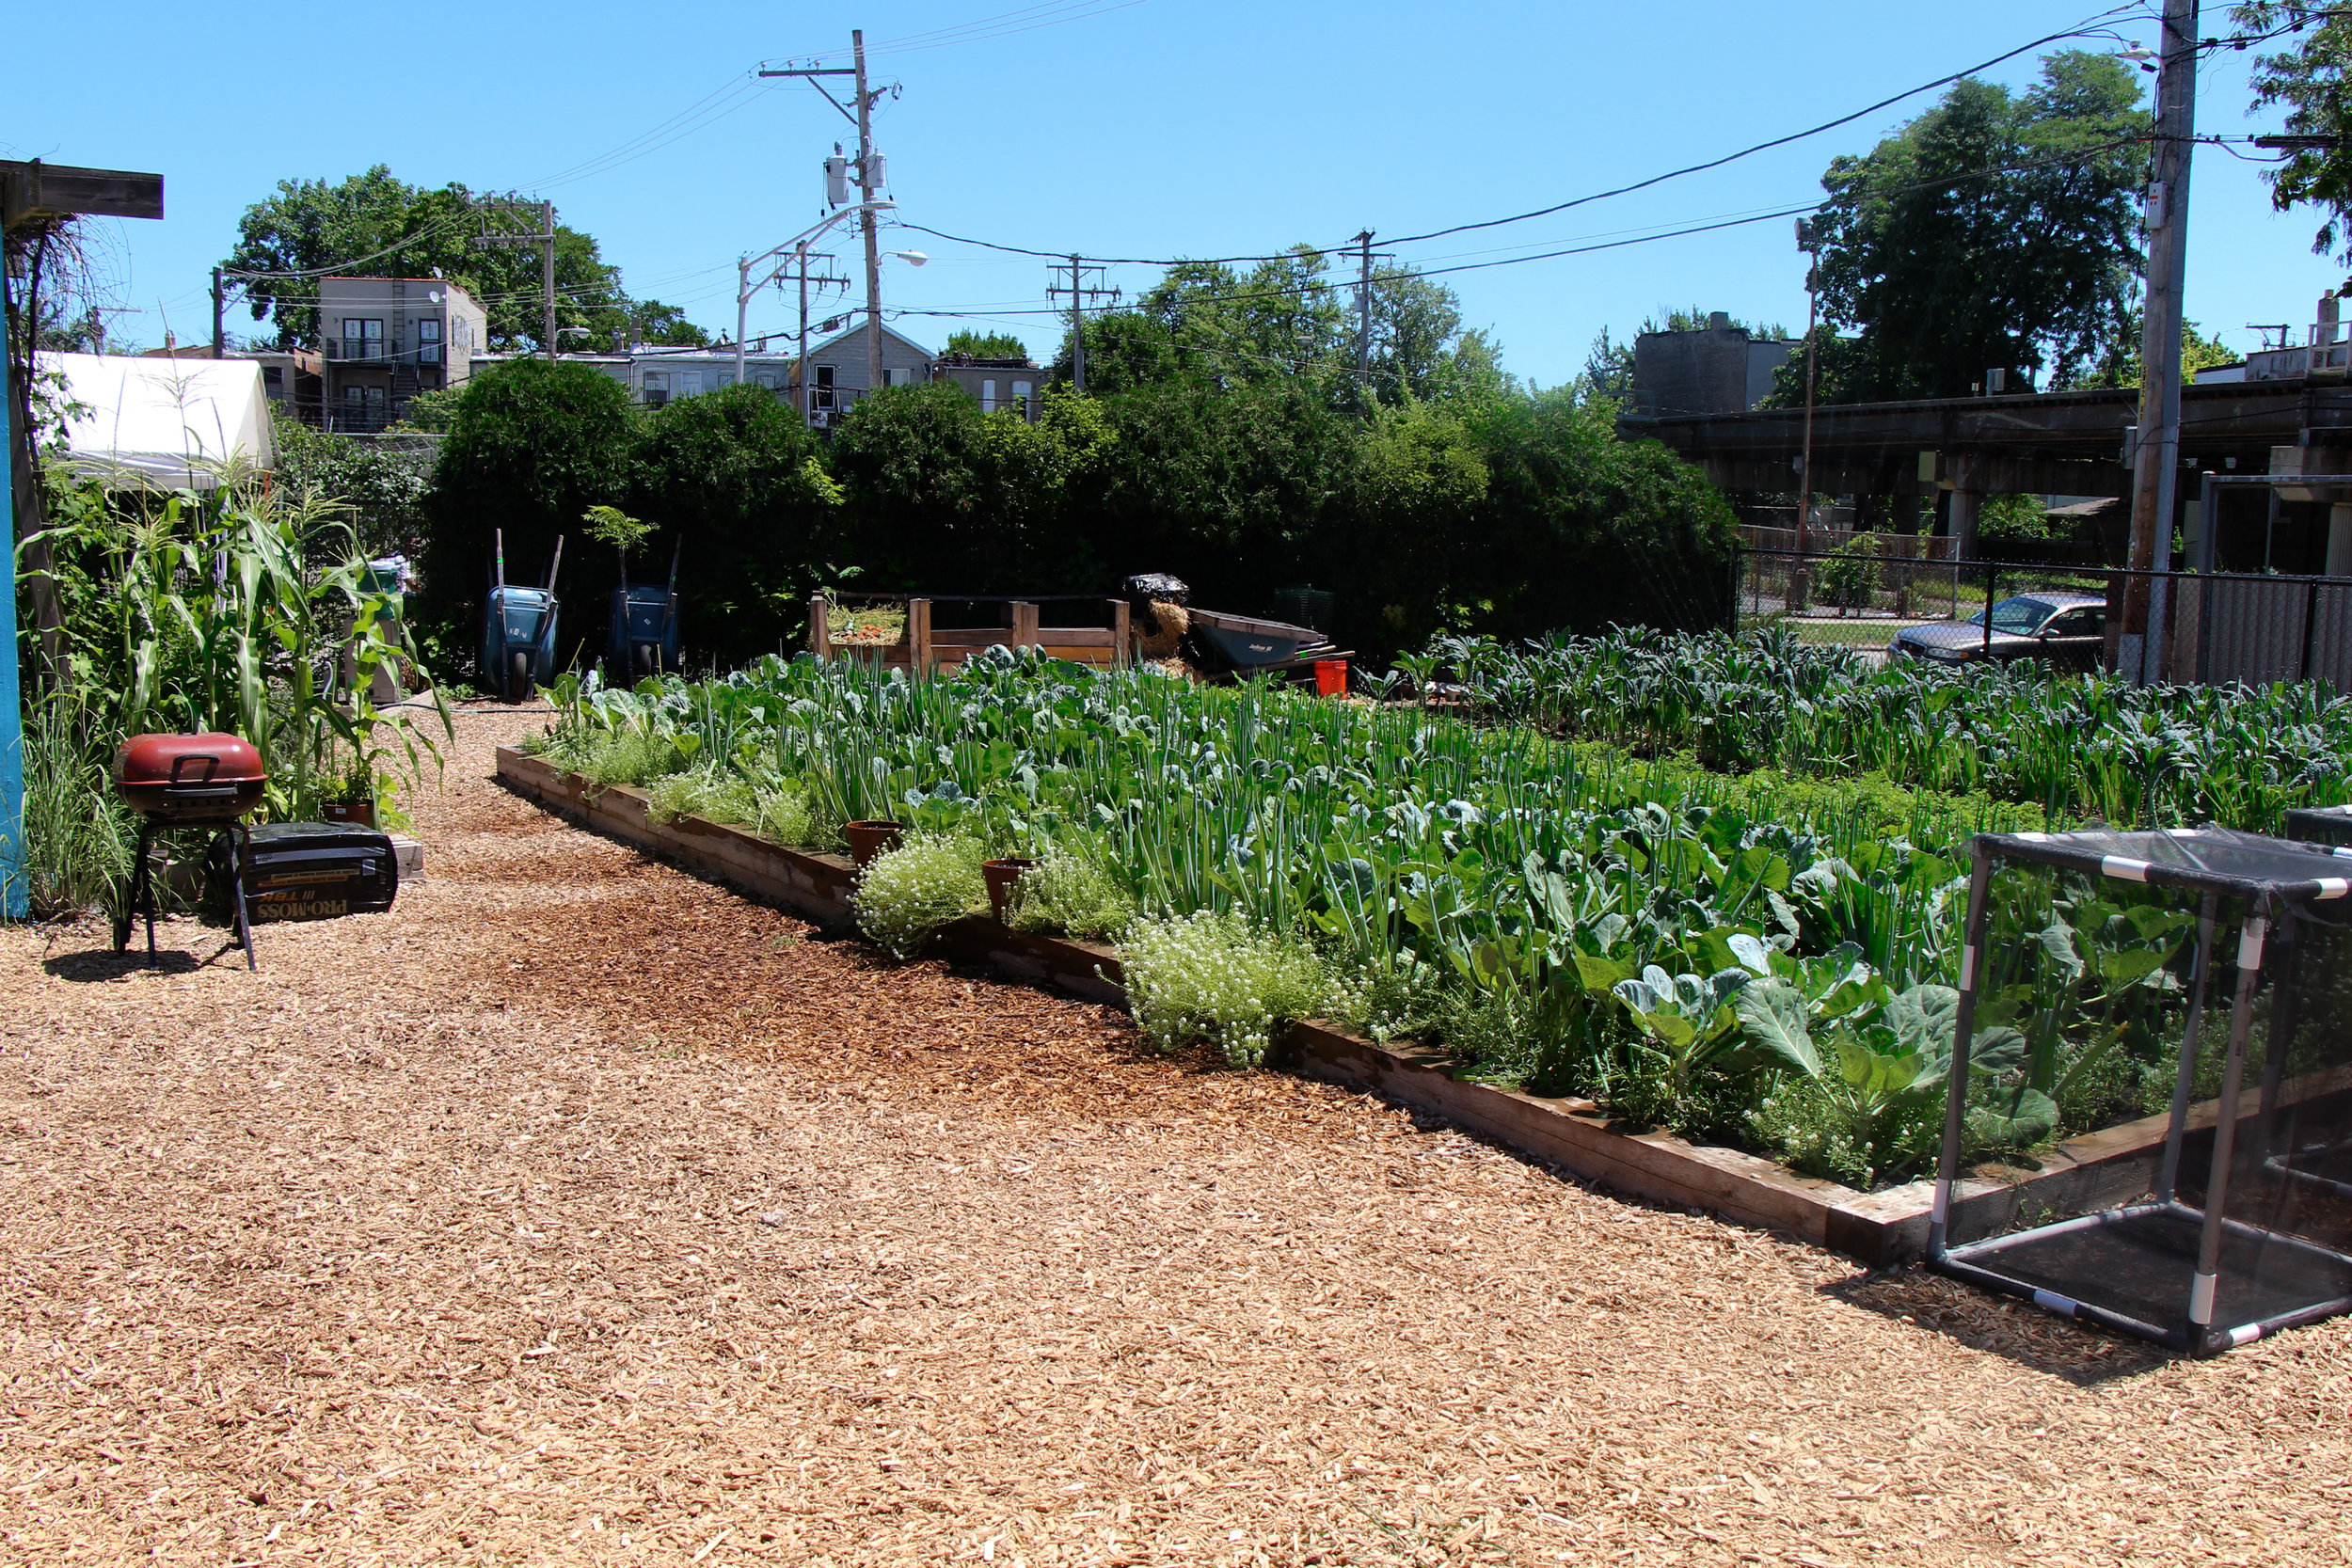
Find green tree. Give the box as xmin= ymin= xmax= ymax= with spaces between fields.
xmin=827 ymin=382 xmax=1116 ymax=591
xmin=2240 ymin=4 xmax=2352 ymax=261
xmin=2059 ymin=316 xmax=2243 ymax=389
xmin=220 ymin=166 xmax=706 ymax=354
xmin=1470 ymin=388 xmax=1739 ymax=641
xmin=944 ymin=329 xmax=1029 ymax=360
xmin=1794 ymin=51 xmax=2152 ymax=401
xmin=270 ymin=409 xmax=434 ymax=560
xmin=629 ymin=384 xmax=839 ymax=664
xmin=1052 ymin=247 xmax=1506 ymax=410
xmin=1055 ymin=246 xmax=1347 ymax=393
xmin=412 ymin=357 xmax=638 ymax=668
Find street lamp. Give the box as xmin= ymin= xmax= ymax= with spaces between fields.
xmin=735 ymin=198 xmax=898 ymax=386
xmin=888 ymin=250 xmax=928 ymax=267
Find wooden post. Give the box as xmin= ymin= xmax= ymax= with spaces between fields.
xmin=808 ymin=594 xmax=831 ymax=659
xmin=1011 ymin=600 xmax=1040 ymax=649
xmin=1108 ymin=598 xmax=1130 ymax=667
xmin=908 ymin=597 xmax=932 ymax=677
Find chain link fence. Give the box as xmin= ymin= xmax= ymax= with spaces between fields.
xmin=1735 ymin=546 xmax=2352 ymax=685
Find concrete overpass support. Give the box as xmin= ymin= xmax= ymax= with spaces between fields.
xmin=1949 ymin=459 xmax=1986 ymax=560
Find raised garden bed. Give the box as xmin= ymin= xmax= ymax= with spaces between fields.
xmin=494 ymin=745 xmax=2229 ymax=1270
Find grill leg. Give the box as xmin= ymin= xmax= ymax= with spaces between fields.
xmin=229 ymin=823 xmax=255 ymax=971
xmin=114 ymin=823 xmax=153 ymax=954
xmin=142 ymin=827 xmax=159 ymax=956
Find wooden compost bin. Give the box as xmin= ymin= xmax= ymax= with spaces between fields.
xmin=809 ymin=594 xmax=1132 ymax=675
xmin=497 ymin=743 xmax=2256 ymax=1271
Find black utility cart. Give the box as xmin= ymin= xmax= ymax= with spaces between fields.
xmin=1929 ymin=826 xmax=2352 ymax=1355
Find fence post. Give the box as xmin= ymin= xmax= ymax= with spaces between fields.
xmin=1109 ymin=598 xmax=1132 ymax=667
xmin=907 ymin=597 xmax=932 ymax=678
xmin=2304 ymin=578 xmax=2323 ymax=682
xmin=1981 ymin=564 xmax=1995 ymax=660
xmin=808 ymin=594 xmax=832 ymax=659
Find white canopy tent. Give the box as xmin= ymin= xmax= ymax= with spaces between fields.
xmin=40 ymin=352 xmax=275 ymax=488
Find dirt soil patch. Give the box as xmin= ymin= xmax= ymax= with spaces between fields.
xmin=0 ymin=707 xmax=2345 ymax=1566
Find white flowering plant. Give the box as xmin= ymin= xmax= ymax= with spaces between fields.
xmin=852 ymin=832 xmax=987 ymax=960
xmin=1119 ymin=910 xmax=1347 ymax=1068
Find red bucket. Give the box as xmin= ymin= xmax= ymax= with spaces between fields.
xmin=1313 ymin=658 xmax=1348 ymax=697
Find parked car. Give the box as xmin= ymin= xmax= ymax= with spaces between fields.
xmin=1889 ymin=593 xmax=2106 ymax=670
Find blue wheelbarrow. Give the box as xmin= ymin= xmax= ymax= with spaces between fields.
xmin=609 ymin=536 xmax=682 ymax=683
xmin=482 ymin=529 xmax=563 ymax=705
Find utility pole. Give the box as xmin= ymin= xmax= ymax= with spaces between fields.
xmin=1794 ymin=217 xmax=1821 ymax=613
xmin=1046 ymin=254 xmax=1118 ymax=392
xmin=852 ymin=31 xmax=883 ymax=396
xmin=211 ymin=267 xmax=224 ymax=358
xmin=475 ymin=199 xmax=560 ymax=360
xmin=763 ymin=34 xmax=898 ymax=401
xmin=1354 ymin=230 xmax=1375 ymax=395
xmin=2122 ymin=0 xmax=2200 ymax=685
xmin=796 ymin=244 xmax=850 ymax=420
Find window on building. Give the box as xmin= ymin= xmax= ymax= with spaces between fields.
xmin=1012 ymin=380 xmax=1032 ymax=419
xmin=813 ymin=365 xmax=837 ymax=411
xmin=341 ymin=384 xmax=387 ymax=429
xmin=980 ymin=378 xmax=996 ymax=414
xmin=886 ymin=366 xmax=914 ymax=388
xmin=262 ymin=366 xmax=284 ymax=395
xmin=341 ymin=318 xmax=384 ymax=359
xmin=416 ymin=319 xmax=442 ymax=366
xmin=642 ymin=371 xmax=669 ymax=408
xmin=679 ymin=370 xmax=705 ymax=399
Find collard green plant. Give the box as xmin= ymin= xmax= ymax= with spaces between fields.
xmin=534 ymin=645 xmax=2266 ymax=1187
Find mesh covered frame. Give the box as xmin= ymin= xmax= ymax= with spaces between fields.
xmin=2286 ymin=805 xmax=2352 ymax=850
xmin=1927 ymin=827 xmax=2352 ymax=1355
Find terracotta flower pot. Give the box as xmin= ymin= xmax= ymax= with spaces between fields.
xmin=843 ymin=819 xmax=906 ymax=867
xmin=982 ymin=857 xmax=1039 ymax=923
xmin=321 ymin=798 xmax=377 ymax=831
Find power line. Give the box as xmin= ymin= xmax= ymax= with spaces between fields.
xmin=880 ymin=134 xmax=2155 ymax=325
xmin=895 ymin=6 xmax=2150 ymax=271
xmin=1381 ymin=4 xmax=2150 ymax=247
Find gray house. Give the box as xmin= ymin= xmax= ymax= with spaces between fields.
xmin=318 ymin=276 xmax=488 ymax=431
xmin=930 ymin=354 xmax=1045 ymax=423
xmin=466 ymin=320 xmax=1048 ymax=432
xmin=1630 ymin=313 xmax=1798 ymax=418
xmin=794 ymin=321 xmax=937 ymax=428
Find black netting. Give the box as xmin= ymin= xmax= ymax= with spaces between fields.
xmin=2286 ymin=806 xmax=2352 ymax=850
xmin=1933 ymin=832 xmax=2352 ymax=1354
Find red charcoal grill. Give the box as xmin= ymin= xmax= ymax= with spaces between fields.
xmin=111 ymin=733 xmax=267 ymax=968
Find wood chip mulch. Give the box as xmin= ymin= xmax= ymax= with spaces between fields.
xmin=1 ymin=709 xmax=2346 ymax=1566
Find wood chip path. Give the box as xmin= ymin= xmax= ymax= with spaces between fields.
xmin=0 ymin=709 xmax=2343 ymax=1566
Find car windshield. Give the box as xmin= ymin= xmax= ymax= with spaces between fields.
xmin=1964 ymin=596 xmax=2055 ymax=634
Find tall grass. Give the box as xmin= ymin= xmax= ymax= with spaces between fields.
xmin=19 ymin=697 xmax=135 ymax=919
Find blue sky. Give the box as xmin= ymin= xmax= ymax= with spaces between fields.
xmin=7 ymin=1 xmax=2344 ymax=386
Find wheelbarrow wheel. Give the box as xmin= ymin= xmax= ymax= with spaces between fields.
xmin=506 ymin=647 xmax=534 ymax=705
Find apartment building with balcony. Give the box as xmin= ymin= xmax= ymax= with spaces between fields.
xmin=318 ymin=276 xmax=488 ymax=431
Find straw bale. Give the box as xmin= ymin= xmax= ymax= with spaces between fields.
xmin=0 ymin=710 xmax=2344 ymax=1563
xmin=1136 ymin=602 xmax=1189 ymax=660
